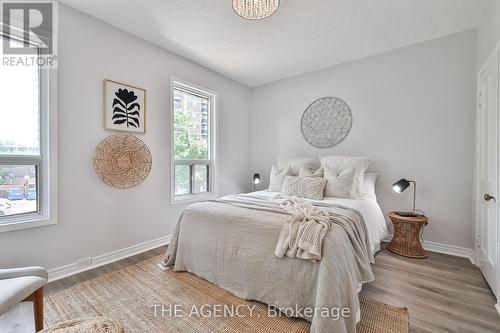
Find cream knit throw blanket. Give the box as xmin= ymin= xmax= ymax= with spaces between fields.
xmin=275 ymin=197 xmax=332 ymax=261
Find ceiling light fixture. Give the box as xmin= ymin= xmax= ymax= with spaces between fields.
xmin=232 ymin=0 xmax=280 ymax=20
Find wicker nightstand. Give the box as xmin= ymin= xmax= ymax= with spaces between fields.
xmin=387 ymin=212 xmax=428 ymax=259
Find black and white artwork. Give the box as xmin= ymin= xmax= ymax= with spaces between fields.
xmin=104 ymin=80 xmax=146 ymax=133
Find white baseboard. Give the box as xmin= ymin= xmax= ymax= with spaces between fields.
xmin=48 ymin=235 xmax=171 ymax=282
xmin=382 ymin=236 xmax=475 ymax=265
xmin=421 ymin=240 xmax=475 ymax=265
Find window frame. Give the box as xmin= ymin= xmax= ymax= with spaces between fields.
xmin=170 ymin=77 xmax=218 ymax=204
xmin=0 ymin=32 xmax=57 ymax=233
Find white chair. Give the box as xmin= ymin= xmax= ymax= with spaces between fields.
xmin=0 ymin=266 xmax=48 ymax=331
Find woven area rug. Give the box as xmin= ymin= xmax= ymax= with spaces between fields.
xmin=44 ymin=255 xmax=409 ymax=333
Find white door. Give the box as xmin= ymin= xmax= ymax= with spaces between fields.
xmin=477 ymin=49 xmax=499 ymax=297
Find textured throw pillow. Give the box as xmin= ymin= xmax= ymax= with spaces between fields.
xmin=277 ymin=157 xmax=320 ymax=176
xmin=323 ymin=165 xmax=357 ymax=198
xmin=320 ymin=155 xmax=370 ymax=198
xmin=282 ymin=176 xmax=327 ymax=200
xmin=268 ymin=166 xmax=293 ymax=192
xmin=363 ymin=173 xmax=379 ymax=201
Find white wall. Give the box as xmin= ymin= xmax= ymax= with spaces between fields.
xmin=250 ymin=30 xmax=476 ymax=249
xmin=0 ymin=4 xmax=251 ymax=270
xmin=477 ymin=0 xmax=500 ymax=67
xmin=0 ymin=6 xmax=479 ymax=270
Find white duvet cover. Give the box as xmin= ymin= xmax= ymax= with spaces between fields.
xmin=238 ymin=191 xmax=389 ymax=255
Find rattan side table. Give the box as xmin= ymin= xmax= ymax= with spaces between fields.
xmin=387 ymin=212 xmax=428 ymax=259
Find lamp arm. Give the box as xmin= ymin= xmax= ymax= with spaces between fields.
xmin=409 ymin=180 xmax=416 ymax=212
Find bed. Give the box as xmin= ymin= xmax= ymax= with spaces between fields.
xmin=164 ymin=190 xmax=389 ymax=333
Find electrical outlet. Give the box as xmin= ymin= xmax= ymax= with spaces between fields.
xmin=76 ymin=257 xmax=93 ymax=268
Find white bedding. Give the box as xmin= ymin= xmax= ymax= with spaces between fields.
xmin=238 ymin=191 xmax=389 ymax=255
xmin=165 ymin=192 xmax=376 ymax=332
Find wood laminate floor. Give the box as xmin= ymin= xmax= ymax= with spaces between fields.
xmin=1 ymin=246 xmax=499 ymax=332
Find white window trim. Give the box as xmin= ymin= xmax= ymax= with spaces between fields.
xmin=0 ymin=35 xmax=58 ymax=233
xmin=170 ymin=77 xmax=218 ymax=205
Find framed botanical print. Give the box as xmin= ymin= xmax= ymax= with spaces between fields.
xmin=104 ymin=79 xmax=146 ymax=133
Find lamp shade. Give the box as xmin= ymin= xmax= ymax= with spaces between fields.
xmin=392 ymin=178 xmax=410 ymax=193
xmin=233 ymin=0 xmax=280 ymax=20
xmin=253 ymin=173 xmax=261 ymax=184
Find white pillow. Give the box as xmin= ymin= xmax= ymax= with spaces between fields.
xmin=282 ymin=176 xmax=327 ymax=200
xmin=299 ymin=165 xmax=324 ymax=177
xmin=268 ymin=166 xmax=293 ymax=192
xmin=320 ymin=155 xmax=370 ymax=198
xmin=277 ymin=157 xmax=320 ymax=176
xmin=323 ymin=166 xmax=357 ymax=199
xmin=298 ymin=165 xmax=313 ymax=177
xmin=363 ymin=173 xmax=379 ymax=201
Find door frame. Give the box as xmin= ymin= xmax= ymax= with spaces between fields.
xmin=475 ymin=40 xmax=500 ymax=311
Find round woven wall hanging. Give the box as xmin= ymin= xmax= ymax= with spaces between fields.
xmin=93 ymin=134 xmax=152 ymax=189
xmin=300 ymin=97 xmax=352 ymax=148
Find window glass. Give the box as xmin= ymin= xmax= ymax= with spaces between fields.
xmin=172 ymin=82 xmax=214 ymax=199
xmin=0 ymin=38 xmax=40 ymax=156
xmin=0 ymin=165 xmax=37 ymax=216
xmin=193 ymin=164 xmax=208 ymax=193
xmin=0 ymin=35 xmax=43 ymax=223
xmin=173 ymin=89 xmax=209 ymax=161
xmin=174 ymin=164 xmax=190 ymax=196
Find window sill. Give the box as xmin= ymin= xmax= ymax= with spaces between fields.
xmin=0 ymin=214 xmax=57 ymax=234
xmin=171 ymin=192 xmax=218 ymax=205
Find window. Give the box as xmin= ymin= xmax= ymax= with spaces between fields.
xmin=0 ymin=34 xmax=56 ymax=232
xmin=171 ymin=79 xmax=216 ymax=203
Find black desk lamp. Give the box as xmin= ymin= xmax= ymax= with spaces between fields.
xmin=252 ymin=173 xmax=260 ymax=192
xmin=392 ymin=178 xmax=419 ymax=217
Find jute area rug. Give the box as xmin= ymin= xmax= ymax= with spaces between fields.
xmin=44 ymin=255 xmax=409 ymax=333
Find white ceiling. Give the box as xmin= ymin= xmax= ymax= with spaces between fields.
xmin=61 ymin=0 xmax=482 ymax=87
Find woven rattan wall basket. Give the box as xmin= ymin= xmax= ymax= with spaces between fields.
xmin=93 ymin=134 xmax=152 ymax=189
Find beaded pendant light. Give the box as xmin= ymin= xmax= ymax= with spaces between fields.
xmin=232 ymin=0 xmax=280 ymax=20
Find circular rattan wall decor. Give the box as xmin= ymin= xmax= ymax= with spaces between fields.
xmin=300 ymin=97 xmax=352 ymax=148
xmin=93 ymin=134 xmax=152 ymax=189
